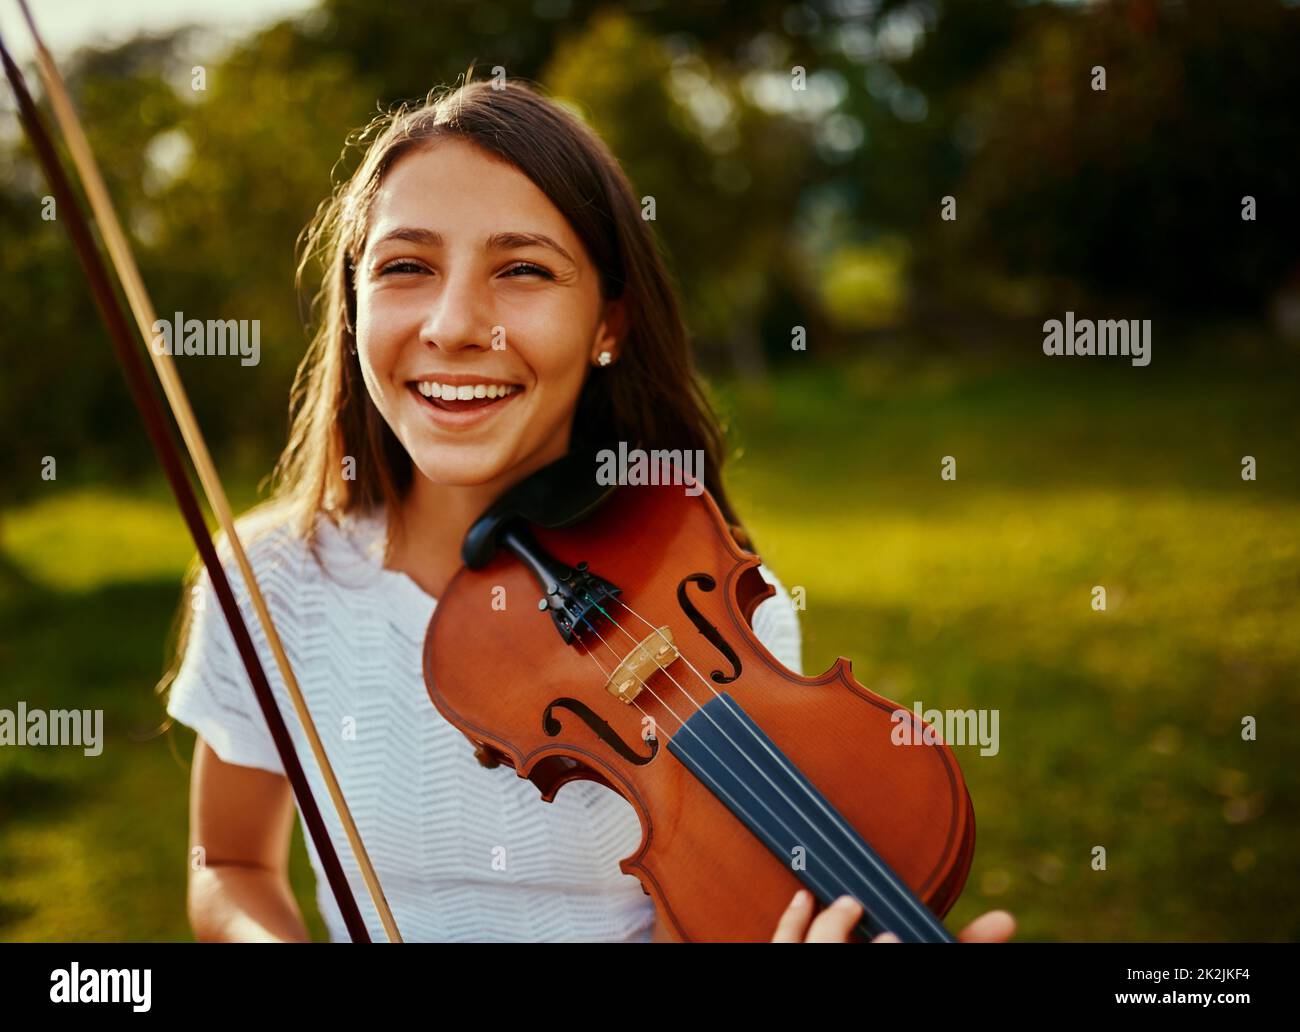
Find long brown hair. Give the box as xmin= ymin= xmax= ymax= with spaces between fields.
xmin=161 ymin=72 xmax=750 ymax=696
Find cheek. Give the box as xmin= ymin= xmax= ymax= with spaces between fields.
xmin=355 ymin=289 xmax=404 ymax=374
xmin=516 ymin=336 xmax=590 ymax=433
xmin=354 ymin=290 xmax=423 ymax=424
xmin=514 ymin=303 xmax=596 ymax=386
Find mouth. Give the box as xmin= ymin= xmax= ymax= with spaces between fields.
xmin=407 ymin=378 xmax=525 ymax=426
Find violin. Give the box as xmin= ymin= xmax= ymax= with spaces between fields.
xmin=424 ymin=442 xmax=976 ymax=942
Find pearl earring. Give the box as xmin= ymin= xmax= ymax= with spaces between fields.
xmin=597 ymin=350 xmax=613 ymax=367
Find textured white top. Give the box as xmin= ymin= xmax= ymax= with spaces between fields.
xmin=166 ymin=506 xmax=803 ymax=943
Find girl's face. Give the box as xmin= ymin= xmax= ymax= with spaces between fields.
xmin=354 ymin=137 xmax=622 ymax=488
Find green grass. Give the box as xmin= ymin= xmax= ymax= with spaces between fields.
xmin=2 ymin=343 xmax=1297 ymax=941
xmin=0 ymin=494 xmax=325 ymax=942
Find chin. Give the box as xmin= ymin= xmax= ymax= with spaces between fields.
xmin=409 ymin=446 xmax=516 ymax=487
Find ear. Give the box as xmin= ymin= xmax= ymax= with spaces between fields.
xmin=593 ymin=297 xmax=627 ymax=361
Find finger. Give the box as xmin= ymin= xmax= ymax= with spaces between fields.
xmin=770 ymin=889 xmax=814 ymax=943
xmin=805 ymin=895 xmax=864 ymax=942
xmin=957 ymin=909 xmax=1017 ymax=943
xmin=872 ymin=931 xmax=901 ymax=943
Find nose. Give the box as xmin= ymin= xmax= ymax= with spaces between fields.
xmin=416 ymin=262 xmax=492 ymax=354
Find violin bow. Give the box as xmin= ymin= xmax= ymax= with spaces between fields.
xmin=3 ymin=1 xmax=401 ymax=943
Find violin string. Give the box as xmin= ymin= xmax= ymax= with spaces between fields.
xmin=578 ymin=625 xmax=662 ymax=725
xmin=580 ymin=633 xmax=680 ymax=755
xmin=606 ymin=592 xmax=918 ymax=853
xmin=576 ymin=618 xmax=691 ymax=733
xmin=579 ymin=591 xmax=934 ymax=939
xmin=584 ymin=595 xmax=706 ymax=714
xmin=573 ymin=610 xmax=879 ymax=923
xmin=568 ymin=609 xmax=689 ymax=747
xmin=573 ymin=584 xmax=932 ymax=938
xmin=586 ymin=596 xmax=929 ymax=939
xmin=603 ymin=590 xmax=951 ymax=935
xmin=543 ymin=518 xmax=935 ymax=933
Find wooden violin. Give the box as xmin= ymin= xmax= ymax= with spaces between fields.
xmin=424 ymin=442 xmax=976 ymax=942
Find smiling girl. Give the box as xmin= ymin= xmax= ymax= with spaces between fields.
xmin=163 ymin=76 xmax=1013 ymax=944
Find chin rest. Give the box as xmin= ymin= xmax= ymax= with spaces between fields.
xmin=461 ymin=439 xmax=625 ymax=569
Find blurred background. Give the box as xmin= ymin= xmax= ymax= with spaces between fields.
xmin=1 ymin=0 xmax=1298 ymax=942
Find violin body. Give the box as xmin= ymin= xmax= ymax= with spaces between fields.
xmin=423 ymin=474 xmax=975 ymax=942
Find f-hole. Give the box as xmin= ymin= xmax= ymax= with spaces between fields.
xmin=542 ymin=698 xmax=658 ymax=765
xmin=678 ymin=573 xmax=741 ymax=684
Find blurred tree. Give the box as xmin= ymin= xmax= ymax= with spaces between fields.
xmin=928 ymin=0 xmax=1300 ymax=316
xmin=545 ymin=9 xmax=814 ymax=378
xmin=1 ymin=31 xmax=193 ymax=501
xmin=4 ymin=0 xmax=1297 ymax=507
xmin=145 ymin=22 xmax=374 ymax=462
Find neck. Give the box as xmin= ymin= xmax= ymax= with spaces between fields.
xmin=388 ymin=435 xmax=572 ymax=598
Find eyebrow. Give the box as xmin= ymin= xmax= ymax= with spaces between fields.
xmin=369 ymin=227 xmax=576 ymax=266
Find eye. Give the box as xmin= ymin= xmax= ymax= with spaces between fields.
xmin=502 ymin=262 xmax=553 ymax=280
xmin=378 ymin=259 xmax=429 ymax=276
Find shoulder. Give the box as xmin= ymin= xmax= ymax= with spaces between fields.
xmin=751 ymin=562 xmax=803 ymax=676
xmin=204 ymin=503 xmax=387 ymax=602
xmin=166 ymin=504 xmax=389 ymax=772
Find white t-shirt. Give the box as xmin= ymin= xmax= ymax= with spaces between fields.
xmin=166 ymin=506 xmax=803 ymax=942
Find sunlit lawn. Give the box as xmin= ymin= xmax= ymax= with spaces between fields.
xmin=2 ymin=345 xmax=1297 ymax=941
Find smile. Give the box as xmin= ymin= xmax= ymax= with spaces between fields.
xmin=407 ymin=379 xmax=524 ymax=428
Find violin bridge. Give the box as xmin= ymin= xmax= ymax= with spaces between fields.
xmin=606 ymin=626 xmax=678 ymax=704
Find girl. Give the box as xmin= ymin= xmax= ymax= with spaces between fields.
xmin=163 ymin=76 xmax=1014 ymax=944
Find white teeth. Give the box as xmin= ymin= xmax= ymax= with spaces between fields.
xmin=414 ymin=381 xmax=519 ymax=401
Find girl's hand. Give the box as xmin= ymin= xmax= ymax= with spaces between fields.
xmin=770 ymin=890 xmax=1017 ymax=943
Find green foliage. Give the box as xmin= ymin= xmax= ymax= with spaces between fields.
xmin=821 ymin=239 xmax=909 ymax=329
xmin=3 ymin=0 xmax=1297 ymax=504
xmin=545 ymin=9 xmax=814 ymax=376
xmin=932 ymin=0 xmax=1300 ymax=314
